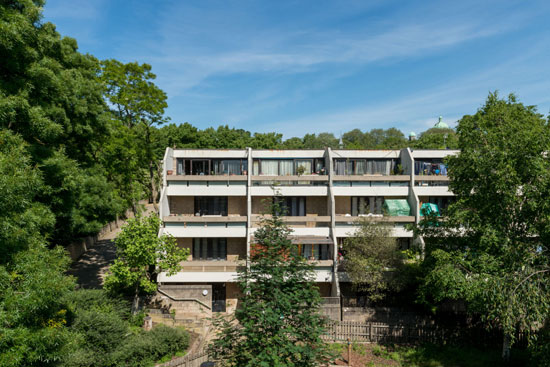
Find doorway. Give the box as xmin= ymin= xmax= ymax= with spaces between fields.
xmin=212 ymin=283 xmax=226 ymax=312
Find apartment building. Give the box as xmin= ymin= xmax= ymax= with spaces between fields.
xmin=156 ymin=148 xmax=458 ymax=318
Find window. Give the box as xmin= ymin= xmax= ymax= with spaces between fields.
xmin=176 ymin=159 xmax=247 ymax=175
xmin=193 ymin=238 xmax=227 ymax=260
xmin=253 ymin=159 xmax=326 ymax=176
xmin=334 ymin=159 xmax=397 ymax=175
xmin=275 ymin=196 xmax=306 ymax=216
xmin=301 ymin=244 xmax=330 ymax=260
xmin=351 ymin=197 xmax=384 ymax=216
xmin=194 ymin=197 xmax=228 ymax=216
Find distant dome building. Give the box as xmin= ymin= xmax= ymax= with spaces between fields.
xmin=434 ymin=116 xmax=449 ymax=129
xmin=408 ymin=131 xmax=417 ymax=141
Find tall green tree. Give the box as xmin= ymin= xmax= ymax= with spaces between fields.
xmin=0 ymin=0 xmax=122 ymax=244
xmin=104 ymin=214 xmax=189 ymax=313
xmin=415 ymin=93 xmax=550 ymax=360
xmin=209 ymin=198 xmax=332 ymax=366
xmin=101 ymin=60 xmax=168 ymax=211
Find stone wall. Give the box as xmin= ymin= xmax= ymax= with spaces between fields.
xmin=158 ymin=284 xmax=213 ymax=316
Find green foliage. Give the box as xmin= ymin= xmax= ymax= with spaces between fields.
xmin=415 ymin=93 xmax=550 ymax=357
xmin=342 ymin=218 xmax=407 ymax=303
xmin=209 ymin=197 xmax=333 ymax=366
xmin=0 ymin=243 xmax=75 ymax=367
xmin=412 ymin=127 xmax=459 ymax=149
xmin=0 ymin=129 xmax=54 ymax=262
xmin=61 ymin=290 xmax=190 ymax=367
xmin=104 ymin=214 xmax=189 ymax=298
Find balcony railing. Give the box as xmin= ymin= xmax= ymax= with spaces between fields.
xmin=251 ymin=175 xmax=328 ymax=186
xmin=164 ymin=215 xmax=247 ymax=223
xmin=179 ymin=260 xmax=245 ymax=272
xmin=332 ymin=175 xmax=410 ymax=181
xmin=250 ymin=215 xmax=331 ymax=228
xmin=166 ymin=175 xmax=247 ymax=181
xmin=334 ymin=215 xmax=415 ymax=223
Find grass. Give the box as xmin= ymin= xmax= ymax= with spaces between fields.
xmin=332 ymin=342 xmax=530 ymax=367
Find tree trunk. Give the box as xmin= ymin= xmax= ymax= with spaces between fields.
xmin=131 ymin=283 xmax=140 ymax=315
xmin=502 ymin=333 xmax=511 ymax=362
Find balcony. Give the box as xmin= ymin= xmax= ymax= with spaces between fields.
xmin=332 ymin=175 xmax=410 ymax=196
xmin=162 ymin=216 xmax=247 ymax=237
xmin=166 ymin=175 xmax=247 ymax=196
xmin=178 ymin=260 xmax=245 ymax=272
xmin=250 ymin=175 xmax=328 ymax=196
xmin=413 ymin=176 xmax=453 ymax=196
xmin=333 ymin=216 xmax=414 ymax=238
xmin=250 ymin=215 xmax=331 ymax=236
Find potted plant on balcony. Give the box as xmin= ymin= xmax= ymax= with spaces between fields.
xmin=167 ymin=169 xmax=174 ymax=175
xmin=296 ymin=165 xmax=306 ymax=176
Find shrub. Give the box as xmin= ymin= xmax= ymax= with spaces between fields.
xmin=110 ymin=325 xmax=190 ymax=367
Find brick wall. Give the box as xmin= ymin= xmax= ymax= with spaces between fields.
xmin=252 ymin=196 xmax=271 ymax=214
xmin=228 ymin=196 xmax=246 ymax=216
xmin=169 ymin=196 xmax=194 ymax=215
xmin=306 ymin=196 xmax=328 ymax=216
xmin=335 ymin=196 xmax=351 ymax=215
xmin=226 ymin=282 xmax=242 ymax=314
xmin=227 ymin=238 xmax=246 ymax=261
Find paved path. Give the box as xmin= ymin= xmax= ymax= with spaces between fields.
xmin=68 ymin=203 xmax=155 ymax=288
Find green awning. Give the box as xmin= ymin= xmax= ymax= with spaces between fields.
xmin=383 ymin=199 xmax=411 ymax=216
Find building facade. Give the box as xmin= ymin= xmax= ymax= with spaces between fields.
xmin=157 ymin=148 xmax=457 ymax=318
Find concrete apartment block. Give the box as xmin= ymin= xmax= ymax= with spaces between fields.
xmin=157 ymin=147 xmax=458 ymax=321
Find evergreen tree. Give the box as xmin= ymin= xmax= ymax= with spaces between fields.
xmin=209 ymin=197 xmax=332 ymax=366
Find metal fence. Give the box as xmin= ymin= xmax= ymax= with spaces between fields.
xmin=156 ymin=349 xmax=210 ymax=367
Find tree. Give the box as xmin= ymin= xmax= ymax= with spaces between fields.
xmin=342 ymin=218 xmax=406 ymax=303
xmin=209 ymin=198 xmax=332 ymax=366
xmin=415 ymin=93 xmax=550 ymax=360
xmin=101 ymin=60 xmax=168 ymax=211
xmin=413 ymin=127 xmax=458 ymax=149
xmin=104 ymin=214 xmax=189 ymax=313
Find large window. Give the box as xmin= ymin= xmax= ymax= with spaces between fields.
xmin=252 ymin=159 xmax=326 ymax=176
xmin=275 ymin=196 xmax=306 ymax=216
xmin=176 ymin=159 xmax=247 ymax=175
xmin=301 ymin=244 xmax=330 ymax=260
xmin=193 ymin=238 xmax=227 ymax=260
xmin=351 ymin=196 xmax=384 ymax=216
xmin=334 ymin=159 xmax=397 ymax=175
xmin=194 ymin=197 xmax=228 ymax=216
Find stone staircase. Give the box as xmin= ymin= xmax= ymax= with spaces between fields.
xmin=148 ymin=308 xmax=210 ymax=335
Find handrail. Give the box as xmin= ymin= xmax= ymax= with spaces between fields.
xmin=251 ymin=175 xmax=328 ymax=181
xmin=157 ymin=289 xmax=211 ymax=310
xmin=167 ymin=175 xmax=247 ymax=181
xmin=332 ymin=175 xmax=410 ymax=181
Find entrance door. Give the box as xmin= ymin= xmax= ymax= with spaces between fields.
xmin=212 ymin=283 xmax=226 ymax=312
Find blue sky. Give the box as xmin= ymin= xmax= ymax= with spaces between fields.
xmin=43 ymin=0 xmax=550 ymax=138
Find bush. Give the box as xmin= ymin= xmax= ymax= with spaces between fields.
xmin=64 ymin=289 xmax=130 ymax=320
xmin=72 ymin=310 xmax=128 ymax=354
xmin=110 ymin=325 xmax=189 ymax=367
